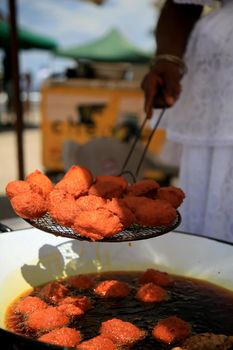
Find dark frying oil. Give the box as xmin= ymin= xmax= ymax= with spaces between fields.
xmin=6 ymin=271 xmax=233 ymax=349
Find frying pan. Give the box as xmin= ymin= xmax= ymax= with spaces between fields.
xmin=0 ymin=228 xmax=233 ymax=349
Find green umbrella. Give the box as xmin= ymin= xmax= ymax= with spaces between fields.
xmin=56 ymin=28 xmax=152 ymax=63
xmin=0 ymin=20 xmax=58 ymax=50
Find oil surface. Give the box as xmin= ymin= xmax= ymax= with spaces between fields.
xmin=6 ymin=271 xmax=233 ymax=349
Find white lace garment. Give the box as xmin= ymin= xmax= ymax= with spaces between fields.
xmin=164 ymin=0 xmax=233 ymax=146
xmin=178 ymin=144 xmax=233 ymax=242
xmin=159 ymin=0 xmax=233 ymax=241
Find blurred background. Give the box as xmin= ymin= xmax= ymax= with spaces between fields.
xmin=0 ymin=0 xmax=180 ymax=229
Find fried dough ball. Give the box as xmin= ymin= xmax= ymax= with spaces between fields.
xmin=48 ymin=189 xmax=78 ymax=226
xmin=72 ymin=208 xmax=123 ymax=241
xmin=124 ymin=196 xmax=176 ymax=226
xmin=137 ymin=199 xmax=176 ymax=226
xmin=127 ymin=179 xmax=160 ymax=198
xmin=100 ymin=318 xmax=145 ymax=347
xmin=139 ymin=268 xmax=172 ymax=287
xmin=106 ymin=198 xmax=135 ymax=227
xmin=88 ymin=181 xmax=123 ymax=199
xmin=94 ymin=280 xmax=130 ymax=298
xmin=156 ymin=186 xmax=185 ymax=209
xmin=10 ymin=190 xmax=47 ymax=219
xmin=76 ymin=335 xmax=117 ymax=350
xmin=15 ymin=296 xmax=48 ymax=315
xmin=59 ymin=296 xmax=92 ymax=312
xmin=136 ymin=283 xmax=167 ymax=303
xmin=38 ymin=281 xmax=69 ymax=304
xmin=55 ymin=165 xmax=93 ymax=197
xmin=172 ymin=333 xmax=233 ymax=350
xmin=38 ymin=327 xmax=81 ymax=347
xmin=95 ymin=175 xmax=128 ymax=190
xmin=26 ymin=169 xmax=53 ymax=198
xmin=66 ymin=275 xmax=94 ymax=290
xmin=5 ymin=180 xmax=31 ymax=199
xmin=64 ymin=165 xmax=93 ymax=182
xmin=123 ymin=195 xmax=148 ymax=214
xmin=27 ymin=306 xmax=69 ymax=332
xmin=152 ymin=316 xmax=191 ymax=344
xmin=57 ymin=303 xmax=84 ymax=317
xmin=76 ymin=195 xmax=106 ymax=211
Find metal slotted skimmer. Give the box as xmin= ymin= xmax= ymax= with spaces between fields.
xmin=26 ymin=109 xmax=181 ymax=242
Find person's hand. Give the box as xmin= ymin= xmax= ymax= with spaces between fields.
xmin=141 ymin=60 xmax=183 ymax=118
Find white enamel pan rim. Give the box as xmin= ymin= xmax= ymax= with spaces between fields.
xmin=0 ymin=228 xmax=233 ymax=331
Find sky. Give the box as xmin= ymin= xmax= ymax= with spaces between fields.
xmin=0 ymin=0 xmax=159 ymax=89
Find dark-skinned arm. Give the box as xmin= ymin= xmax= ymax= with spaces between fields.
xmin=141 ymin=0 xmax=203 ymax=117
xmin=156 ymin=0 xmax=203 ymax=57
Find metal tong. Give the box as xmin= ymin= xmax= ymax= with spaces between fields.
xmin=119 ymin=108 xmax=166 ymax=182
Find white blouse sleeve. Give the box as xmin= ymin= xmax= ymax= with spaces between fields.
xmin=173 ymin=0 xmax=216 ymax=5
